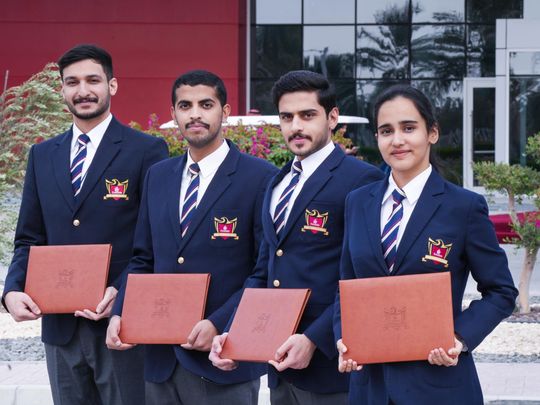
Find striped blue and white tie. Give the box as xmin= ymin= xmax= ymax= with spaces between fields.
xmin=180 ymin=163 xmax=200 ymax=238
xmin=70 ymin=134 xmax=90 ymax=197
xmin=273 ymin=161 xmax=302 ymax=235
xmin=381 ymin=189 xmax=406 ymax=272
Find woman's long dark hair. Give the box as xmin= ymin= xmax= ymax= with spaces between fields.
xmin=372 ymin=84 xmax=443 ymax=173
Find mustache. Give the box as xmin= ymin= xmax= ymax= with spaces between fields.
xmin=288 ymin=133 xmax=311 ymax=142
xmin=186 ymin=120 xmax=210 ymax=130
xmin=74 ymin=97 xmax=98 ymax=104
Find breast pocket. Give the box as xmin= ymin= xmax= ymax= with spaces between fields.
xmin=298 ymin=201 xmax=341 ymax=244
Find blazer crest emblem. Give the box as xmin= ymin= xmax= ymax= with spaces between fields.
xmin=103 ymin=178 xmax=129 ymax=200
xmin=211 ymin=217 xmax=239 ymax=240
xmin=422 ymin=238 xmax=452 ymax=267
xmin=301 ymin=209 xmax=329 ymax=235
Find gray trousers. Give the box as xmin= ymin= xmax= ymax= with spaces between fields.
xmin=45 ymin=320 xmax=145 ymax=405
xmin=146 ymin=361 xmax=260 ymax=405
xmin=270 ymin=378 xmax=348 ymax=405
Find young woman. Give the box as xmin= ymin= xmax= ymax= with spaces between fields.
xmin=333 ymin=85 xmax=517 ymax=404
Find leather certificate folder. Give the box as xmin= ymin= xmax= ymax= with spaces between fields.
xmin=339 ymin=272 xmax=454 ymax=364
xmin=119 ymin=273 xmax=211 ymax=344
xmin=220 ymin=288 xmax=311 ymax=362
xmin=24 ymin=244 xmax=112 ymax=314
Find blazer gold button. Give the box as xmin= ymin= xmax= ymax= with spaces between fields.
xmin=276 ymin=249 xmax=283 ymax=257
xmin=73 ymin=219 xmax=80 ymax=227
xmin=273 ymin=279 xmax=280 ymax=287
xmin=177 ymin=257 xmax=184 ymax=264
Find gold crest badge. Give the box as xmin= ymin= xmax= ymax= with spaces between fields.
xmin=103 ymin=179 xmax=129 ymax=200
xmin=301 ymin=209 xmax=329 ymax=235
xmin=211 ymin=217 xmax=239 ymax=240
xmin=422 ymin=238 xmax=452 ymax=268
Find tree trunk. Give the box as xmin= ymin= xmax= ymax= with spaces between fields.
xmin=518 ymin=247 xmax=538 ymax=314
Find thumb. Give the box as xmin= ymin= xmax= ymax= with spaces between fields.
xmin=275 ymin=338 xmax=292 ymax=361
xmin=23 ymin=295 xmax=41 ymax=315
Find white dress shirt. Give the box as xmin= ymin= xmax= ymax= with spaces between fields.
xmin=269 ymin=141 xmax=335 ymax=225
xmin=179 ymin=140 xmax=230 ymax=218
xmin=380 ymin=165 xmax=432 ymax=249
xmin=70 ymin=113 xmax=113 ymax=189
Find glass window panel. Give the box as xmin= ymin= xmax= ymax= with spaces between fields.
xmin=356 ymin=0 xmax=410 ymax=24
xmin=256 ymin=0 xmax=301 ymax=24
xmin=509 ymin=78 xmax=540 ymax=165
xmin=467 ymin=25 xmax=495 ymax=77
xmin=303 ymin=26 xmax=355 ymax=78
xmin=357 ymin=25 xmax=410 ymax=79
xmin=412 ymin=80 xmax=463 ymax=184
xmin=411 ymin=25 xmax=465 ymax=78
xmin=509 ymin=52 xmax=540 ymax=76
xmin=253 ymin=25 xmax=302 ymax=79
xmin=250 ymin=80 xmax=277 ymax=114
xmin=412 ymin=0 xmax=464 ymax=23
xmin=467 ymin=0 xmax=523 ymax=23
xmin=334 ymin=80 xmax=357 ymax=115
xmin=304 ymin=0 xmax=355 ymax=23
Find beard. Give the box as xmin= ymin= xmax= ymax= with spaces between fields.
xmin=66 ymin=94 xmax=111 ymax=120
xmin=181 ymin=121 xmax=222 ymax=149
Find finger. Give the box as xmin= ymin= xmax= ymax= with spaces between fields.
xmin=22 ymin=296 xmax=41 ymax=315
xmin=186 ymin=324 xmax=200 ymax=346
xmin=275 ymin=339 xmax=292 ymax=361
xmin=336 ymin=340 xmax=347 ymax=354
xmin=269 ymin=356 xmax=292 ymax=372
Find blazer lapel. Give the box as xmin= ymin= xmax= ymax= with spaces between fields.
xmin=168 ymin=156 xmax=186 ymax=250
xmin=74 ymin=118 xmax=122 ymax=211
xmin=178 ymin=141 xmax=237 ymax=251
xmin=364 ymin=179 xmax=389 ymax=275
xmin=278 ymin=146 xmax=345 ymax=243
xmin=393 ymin=171 xmax=445 ymax=273
xmin=52 ymin=129 xmax=75 ymax=211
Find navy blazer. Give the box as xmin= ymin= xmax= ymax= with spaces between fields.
xmin=243 ymin=146 xmax=384 ymax=394
xmin=2 ymin=117 xmax=169 ymax=345
xmin=113 ymin=140 xmax=277 ymax=384
xmin=334 ymin=170 xmax=518 ymax=405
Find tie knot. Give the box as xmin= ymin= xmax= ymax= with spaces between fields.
xmin=189 ymin=163 xmax=200 ymax=176
xmin=292 ymin=161 xmax=302 ymax=175
xmin=78 ymin=134 xmax=90 ymax=146
xmin=392 ymin=189 xmax=406 ymax=204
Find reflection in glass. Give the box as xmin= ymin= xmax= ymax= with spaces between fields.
xmin=413 ymin=80 xmax=463 ymax=184
xmin=255 ymin=0 xmax=301 ymax=24
xmin=412 ymin=0 xmax=464 ymax=23
xmin=509 ymin=52 xmax=540 ymax=76
xmin=356 ymin=0 xmax=409 ymax=24
xmin=467 ymin=25 xmax=495 ymax=77
xmin=472 ymin=88 xmax=495 ymax=186
xmin=357 ymin=25 xmax=409 ymax=79
xmin=304 ymin=0 xmax=354 ymax=23
xmin=333 ymin=80 xmax=356 ymax=115
xmin=509 ymin=78 xmax=540 ymax=165
xmin=303 ymin=26 xmax=355 ymax=78
xmin=253 ymin=26 xmax=302 ymax=79
xmin=411 ymin=25 xmax=465 ymax=79
xmin=467 ymin=0 xmax=523 ymax=23
xmin=250 ymin=80 xmax=277 ymax=115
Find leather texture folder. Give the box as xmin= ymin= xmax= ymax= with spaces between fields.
xmin=119 ymin=273 xmax=211 ymax=344
xmin=340 ymin=272 xmax=454 ymax=364
xmin=221 ymin=288 xmax=311 ymax=362
xmin=24 ymin=244 xmax=112 ymax=314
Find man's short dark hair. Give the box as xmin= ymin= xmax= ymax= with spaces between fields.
xmin=58 ymin=44 xmax=113 ymax=81
xmin=171 ymin=70 xmax=227 ymax=106
xmin=271 ymin=70 xmax=337 ymax=115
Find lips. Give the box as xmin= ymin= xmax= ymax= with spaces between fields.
xmin=74 ymin=97 xmax=98 ymax=105
xmin=288 ymin=134 xmax=311 ymax=142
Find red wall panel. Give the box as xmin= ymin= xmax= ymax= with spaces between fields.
xmin=1 ymin=0 xmax=247 ymax=126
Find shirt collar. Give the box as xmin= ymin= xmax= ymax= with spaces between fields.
xmin=292 ymin=141 xmax=335 ymax=178
xmin=71 ymin=113 xmax=113 ymax=149
xmin=382 ymin=165 xmax=432 ymax=206
xmin=186 ymin=139 xmax=230 ymax=178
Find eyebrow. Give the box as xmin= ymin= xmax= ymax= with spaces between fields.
xmin=377 ymin=120 xmax=418 ymax=130
xmin=279 ymin=109 xmax=318 ymax=115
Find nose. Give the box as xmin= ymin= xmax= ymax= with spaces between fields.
xmin=291 ymin=115 xmax=303 ymax=133
xmin=190 ymin=105 xmax=202 ymax=120
xmin=391 ymin=130 xmax=405 ymax=146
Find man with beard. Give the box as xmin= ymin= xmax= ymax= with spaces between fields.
xmin=106 ymin=70 xmax=277 ymax=405
xmin=210 ymin=70 xmax=383 ymax=404
xmin=2 ymin=44 xmax=168 ymax=404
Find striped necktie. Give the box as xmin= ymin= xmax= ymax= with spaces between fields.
xmin=381 ymin=189 xmax=406 ymax=272
xmin=70 ymin=134 xmax=90 ymax=197
xmin=180 ymin=163 xmax=200 ymax=238
xmin=273 ymin=161 xmax=303 ymax=235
